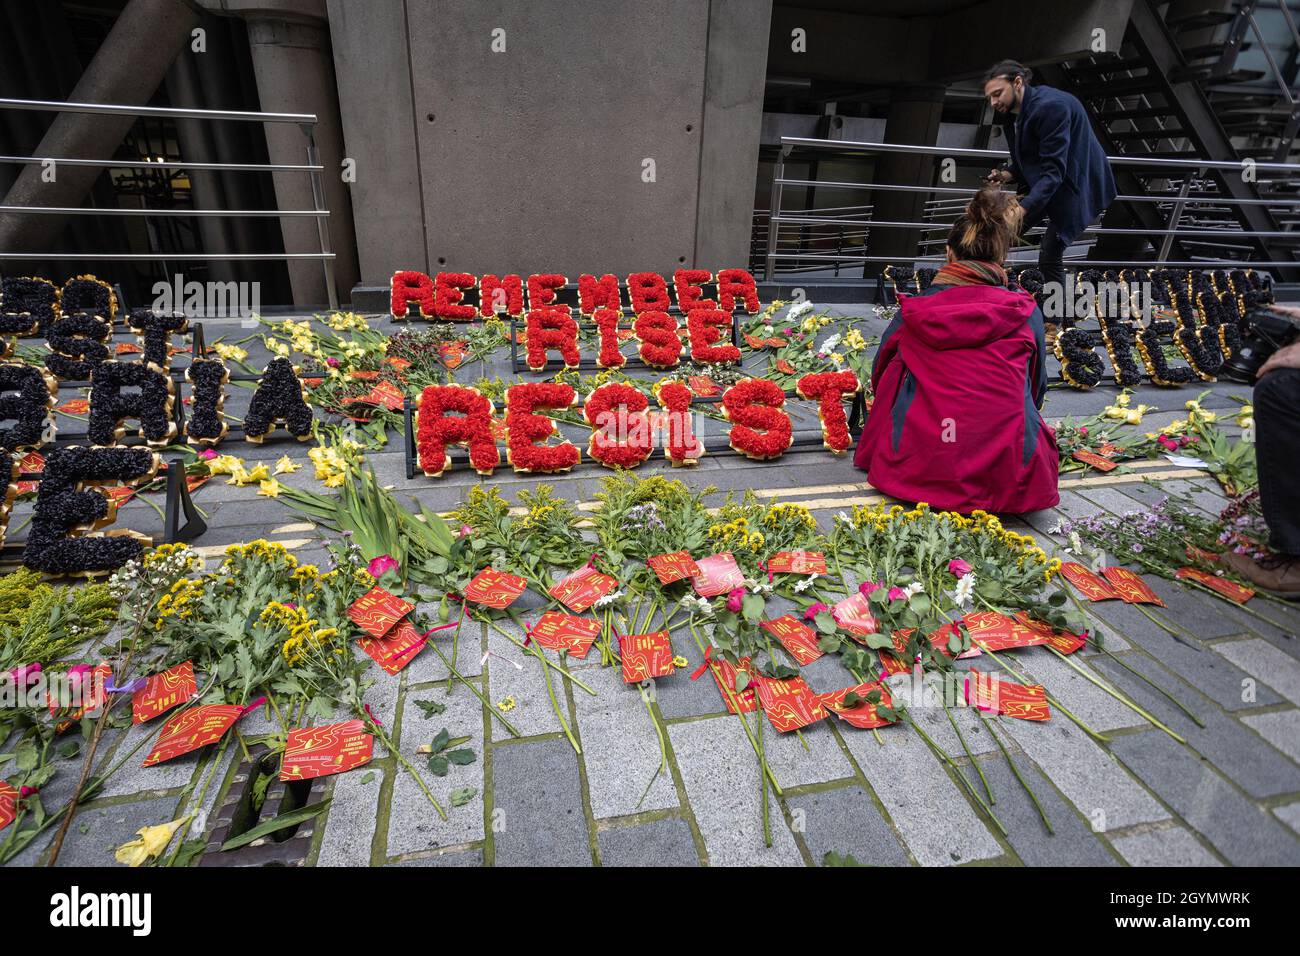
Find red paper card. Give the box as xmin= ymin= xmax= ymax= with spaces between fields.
xmin=363 ymin=381 xmax=406 ymax=411
xmin=1072 ymin=450 xmax=1117 ymax=471
xmin=549 ymin=565 xmax=617 ymax=612
xmin=760 ymin=614 xmax=823 ymax=665
xmin=142 ymin=704 xmax=244 ymax=766
xmin=754 ymin=675 xmax=827 ymax=732
xmin=349 ymin=369 xmax=380 ymax=381
xmin=647 ymin=550 xmax=701 ymax=585
xmin=387 ymin=356 xmax=412 ymax=371
xmin=687 ymin=376 xmax=720 ymax=397
xmin=691 ymin=552 xmax=744 ymax=598
xmin=186 ymin=475 xmax=209 ymax=494
xmin=818 ymin=681 xmax=895 ymax=729
xmin=463 ymin=568 xmax=528 ymax=609
xmin=878 ymin=649 xmax=913 ymax=676
xmin=963 ymin=610 xmax=1046 ymax=652
xmin=966 ymin=670 xmax=1051 ymax=721
xmin=706 ymin=655 xmax=758 ymax=714
xmin=1096 ymin=442 xmax=1121 ymax=457
xmin=1102 ymin=566 xmax=1166 ymax=606
xmin=928 ymin=621 xmax=982 ymax=659
xmin=133 ymin=661 xmax=197 ymax=724
xmin=832 ymin=592 xmax=879 ymax=639
xmin=0 ymin=780 xmax=16 ymax=833
xmin=357 ymin=619 xmax=427 ymax=675
xmin=1175 ymin=567 xmax=1255 ymax=604
xmin=1059 ymin=562 xmax=1120 ymax=601
xmin=280 ymin=720 xmax=374 ymax=781
xmin=348 ymin=587 xmax=414 ymax=637
xmin=766 ymin=550 xmax=828 ymax=575
xmin=115 ymin=342 xmax=142 ymax=355
xmin=776 ymin=359 xmax=796 ymax=375
xmin=56 ymin=398 xmax=89 ymax=415
xmin=620 ymin=631 xmax=676 ymax=683
xmin=48 ymin=662 xmax=112 ymax=726
xmin=530 ymin=610 xmax=602 ymax=658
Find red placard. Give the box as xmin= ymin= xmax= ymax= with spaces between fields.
xmin=530 ymin=611 xmax=602 ymax=658
xmin=347 ymin=587 xmax=414 ymax=638
xmin=142 ymin=705 xmax=244 ymax=767
xmin=1102 ymin=566 xmax=1166 ymax=606
xmin=963 ymin=610 xmax=1046 ymax=652
xmin=1175 ymin=567 xmax=1255 ymax=604
xmin=647 ymin=550 xmax=701 ymax=585
xmin=688 ymin=375 xmax=720 ymax=397
xmin=766 ymin=550 xmax=828 ymax=575
xmin=0 ymin=780 xmax=17 ymax=833
xmin=760 ymin=614 xmax=823 ymax=665
xmin=1059 ymin=562 xmax=1120 ymax=601
xmin=363 ymin=380 xmax=405 ymax=411
xmin=280 ymin=720 xmax=374 ymax=781
xmin=18 ymin=451 xmax=44 ymax=475
xmin=619 ymin=631 xmax=676 ymax=683
xmin=349 ymin=369 xmax=381 ymax=381
xmin=56 ymin=398 xmax=89 ymax=415
xmin=818 ymin=681 xmax=895 ymax=729
xmin=357 ymin=619 xmax=427 ymax=675
xmin=706 ymin=655 xmax=758 ymax=714
xmin=463 ymin=568 xmax=529 ymax=609
xmin=832 ymin=592 xmax=879 ymax=639
xmin=754 ymin=675 xmax=827 ymax=732
xmin=966 ymin=670 xmax=1051 ymax=721
xmin=132 ymin=661 xmax=197 ymax=724
xmin=548 ymin=565 xmax=617 ymax=612
xmin=691 ymin=552 xmax=744 ymax=598
xmin=1072 ymin=450 xmax=1117 ymax=471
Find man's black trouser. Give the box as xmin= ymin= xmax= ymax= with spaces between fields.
xmin=1255 ymin=367 xmax=1300 ymax=555
xmin=1037 ymin=221 xmax=1068 ymax=326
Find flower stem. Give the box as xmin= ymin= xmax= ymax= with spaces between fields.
xmin=484 ymin=615 xmax=596 ymax=696
xmin=986 ymin=715 xmax=1054 ymax=835
xmin=943 ymin=698 xmax=994 ymax=805
xmin=635 ymin=683 xmax=668 ymax=810
xmin=1093 ymin=645 xmax=1206 ymax=729
xmin=908 ymin=714 xmax=1008 ymax=837
xmin=444 ymin=606 xmax=466 ymax=695
xmin=361 ymin=706 xmax=446 ymax=819
xmin=1046 ymin=646 xmax=1188 ymax=744
xmin=528 ymin=634 xmax=581 ymax=755
xmin=979 ymin=647 xmax=1111 ymax=745
xmin=425 ymin=637 xmax=521 ymax=737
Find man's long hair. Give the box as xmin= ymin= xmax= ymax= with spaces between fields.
xmin=984 ymin=60 xmax=1032 ymax=85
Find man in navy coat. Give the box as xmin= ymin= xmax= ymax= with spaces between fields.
xmin=983 ymin=60 xmax=1116 ymax=332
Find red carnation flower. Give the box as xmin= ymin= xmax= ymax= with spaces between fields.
xmin=505 ymin=382 xmax=580 ymax=474
xmin=721 ymin=378 xmax=792 ymax=461
xmin=687 ymin=308 xmax=741 ymax=366
xmin=480 ymin=274 xmax=525 ymax=317
xmin=717 ymin=268 xmax=761 ymax=314
xmin=673 ymin=269 xmax=717 ymax=312
xmin=525 ymin=307 xmax=581 ymax=371
xmin=593 ymin=307 xmax=626 ymax=369
xmin=416 ymin=384 xmax=500 ymax=477
xmin=795 ymin=370 xmax=859 ymax=453
xmin=632 ymin=311 xmax=682 ymax=368
xmin=584 ymin=382 xmax=654 ymax=470
xmin=628 ymin=272 xmax=671 ymax=313
xmin=656 ymin=380 xmax=704 ymax=465
xmin=579 ymin=273 xmax=623 ymax=315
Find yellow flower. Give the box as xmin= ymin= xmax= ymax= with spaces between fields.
xmin=844 ymin=328 xmax=867 ymax=351
xmin=206 ymin=454 xmax=245 ymax=476
xmin=114 ymin=814 xmax=193 ymax=867
xmin=497 ymin=695 xmax=517 ymax=712
xmin=274 ymin=455 xmax=301 ymax=475
xmin=212 ymin=343 xmax=248 ymax=363
xmin=258 ymin=478 xmax=282 ymax=498
xmin=672 ymin=655 xmax=688 ymax=668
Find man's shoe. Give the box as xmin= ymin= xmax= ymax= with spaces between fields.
xmin=1044 ymin=322 xmax=1060 ymax=349
xmin=1219 ymin=550 xmax=1300 ymax=599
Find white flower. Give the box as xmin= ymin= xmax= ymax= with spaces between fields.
xmin=952 ymin=572 xmax=976 ymax=608
xmin=903 ymin=581 xmax=925 ymax=597
xmin=762 ymin=324 xmax=775 ymax=336
xmin=593 ymin=589 xmax=624 ymax=609
xmin=680 ymin=594 xmax=715 ymax=617
xmin=820 ymin=333 xmax=842 ymax=353
xmin=786 ymin=301 xmax=814 ymax=321
xmin=792 ymin=573 xmax=820 ymax=593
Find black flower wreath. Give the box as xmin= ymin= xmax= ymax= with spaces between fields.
xmin=127 ymin=308 xmax=189 ymax=370
xmin=0 ymin=276 xmax=59 ymax=335
xmin=1170 ymin=289 xmax=1224 ymax=381
xmin=1136 ymin=314 xmax=1197 ymax=386
xmin=0 ymin=364 xmax=57 ymax=456
xmin=1098 ymin=316 xmax=1144 ymax=387
xmin=45 ymin=311 xmax=112 ymax=381
xmin=185 ymin=358 xmax=230 ymax=445
xmin=60 ymin=275 xmax=117 ymax=324
xmin=88 ymin=361 xmax=176 ymax=447
xmin=244 ymin=357 xmax=313 ymax=442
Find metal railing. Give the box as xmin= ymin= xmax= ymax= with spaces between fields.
xmin=759 ymin=135 xmax=1300 ymax=279
xmin=0 ymin=97 xmax=337 ymax=309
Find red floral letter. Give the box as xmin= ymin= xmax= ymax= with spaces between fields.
xmin=687 ymin=308 xmax=740 ymax=365
xmin=525 ymin=306 xmax=581 ymax=371
xmin=722 ymin=378 xmax=792 ymax=460
xmin=593 ymin=307 xmax=626 ymax=369
xmin=391 ymin=270 xmax=436 ymax=319
xmin=717 ymin=268 xmax=761 ymax=314
xmin=795 ymin=370 xmax=859 ymax=454
xmin=480 ymin=274 xmax=524 ymax=317
xmin=505 ymin=382 xmax=581 ymax=474
xmin=656 ymin=380 xmax=704 ymax=466
xmin=527 ymin=273 xmax=568 ymax=310
xmin=632 ymin=311 xmax=682 ymax=368
xmin=583 ymin=382 xmax=654 ymax=470
xmin=416 ymin=384 xmax=500 ymax=477
xmin=627 ymin=272 xmax=671 ymax=314
xmin=434 ymin=272 xmax=477 ymax=321
xmin=673 ymin=269 xmax=716 ymax=312
xmin=578 ymin=274 xmax=623 ymax=315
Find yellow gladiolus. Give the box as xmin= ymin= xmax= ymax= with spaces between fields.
xmin=114 ymin=814 xmax=194 ymax=867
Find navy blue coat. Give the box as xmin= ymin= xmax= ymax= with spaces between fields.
xmin=1005 ymin=83 xmax=1116 ymax=246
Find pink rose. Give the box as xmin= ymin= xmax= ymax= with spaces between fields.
xmin=948 ymin=558 xmax=972 ymax=578
xmin=19 ymin=786 xmax=38 ymax=798
xmin=7 ymin=662 xmax=41 ymax=686
xmin=325 ymin=356 xmax=340 ymax=367
xmin=367 ymin=555 xmax=400 ymax=578
xmin=1078 ymin=426 xmax=1088 ymax=436
xmin=457 ymin=525 xmax=473 ymax=538
xmin=887 ymin=586 xmax=907 ymax=601
xmin=199 ymin=449 xmax=218 ymax=460
xmin=726 ymin=588 xmax=746 ymax=614
xmin=859 ymin=581 xmax=881 ymax=597
xmin=804 ymin=603 xmax=828 ymax=621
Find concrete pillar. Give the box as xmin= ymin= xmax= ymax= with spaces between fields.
xmin=0 ymin=0 xmax=200 ymax=253
xmin=241 ymin=11 xmax=358 ymax=307
xmin=865 ymin=85 xmax=946 ymax=275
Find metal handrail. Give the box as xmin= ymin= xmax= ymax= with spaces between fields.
xmin=0 ymin=96 xmax=337 ymax=309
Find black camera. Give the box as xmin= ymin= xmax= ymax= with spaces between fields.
xmin=1221 ymin=307 xmax=1300 ymax=383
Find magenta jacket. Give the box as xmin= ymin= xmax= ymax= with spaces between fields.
xmin=853 ymin=282 xmax=1060 ymax=514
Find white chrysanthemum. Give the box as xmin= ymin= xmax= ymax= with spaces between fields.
xmin=952 ymin=572 xmax=975 ymax=608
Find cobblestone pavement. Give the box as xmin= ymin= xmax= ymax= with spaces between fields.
xmin=7 ymin=305 xmax=1300 ymax=867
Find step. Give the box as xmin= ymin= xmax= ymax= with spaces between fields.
xmin=1073 ymin=76 xmax=1163 ymax=98
xmin=1106 ymin=126 xmax=1188 ymax=142
xmin=1095 ymin=105 xmax=1177 ymax=122
xmin=1166 ymin=9 xmax=1237 ymax=31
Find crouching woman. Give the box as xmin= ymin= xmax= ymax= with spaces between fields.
xmin=853 ymin=187 xmax=1059 ymax=514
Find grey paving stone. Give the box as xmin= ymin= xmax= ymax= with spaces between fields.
xmin=838 ymin=722 xmax=1003 ymax=866
xmin=490 ymin=736 xmax=592 ymax=867
xmin=597 ymin=816 xmax=701 ymax=867
xmin=1107 ymin=729 xmax=1300 ymax=866
xmin=1273 ymin=801 xmax=1300 ymax=834
xmin=972 ymin=752 xmax=1119 ymax=866
xmin=93 ymin=717 xmax=205 ymax=799
xmin=387 ymin=846 xmax=484 ymax=866
xmin=1239 ymin=709 xmax=1300 ymax=764
xmin=348 ymin=660 xmax=401 ymax=729
xmin=666 ymin=715 xmax=804 ymax=866
xmin=405 ymin=615 xmax=485 ymax=686
xmin=46 ymin=794 xmax=181 ymax=867
xmin=1087 ymin=574 xmax=1246 ymax=643
xmin=759 ymin=718 xmax=854 ymax=789
xmin=884 ymin=670 xmax=1019 ymax=756
xmin=385 ymin=681 xmax=486 ymax=857
xmin=1092 ymin=654 xmax=1300 ymax=799
xmin=656 ymin=657 xmax=729 ymax=720
xmin=486 ymin=618 xmax=566 ymax=738
xmin=317 ymin=765 xmax=384 ymax=866
xmin=1104 ymin=628 xmax=1282 ymax=714
xmin=1110 ymin=826 xmax=1224 ymax=867
xmin=1016 ymin=652 xmax=1149 ymax=733
xmin=999 ymin=716 xmax=1169 ymax=833
xmin=1213 ymin=638 xmax=1300 ymax=707
xmin=573 ymin=663 xmax=678 ymax=819
xmin=786 ymin=784 xmax=910 ymax=867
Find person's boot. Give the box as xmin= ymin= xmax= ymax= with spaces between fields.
xmin=1044 ymin=322 xmax=1060 ymax=349
xmin=1219 ymin=550 xmax=1300 ymax=599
